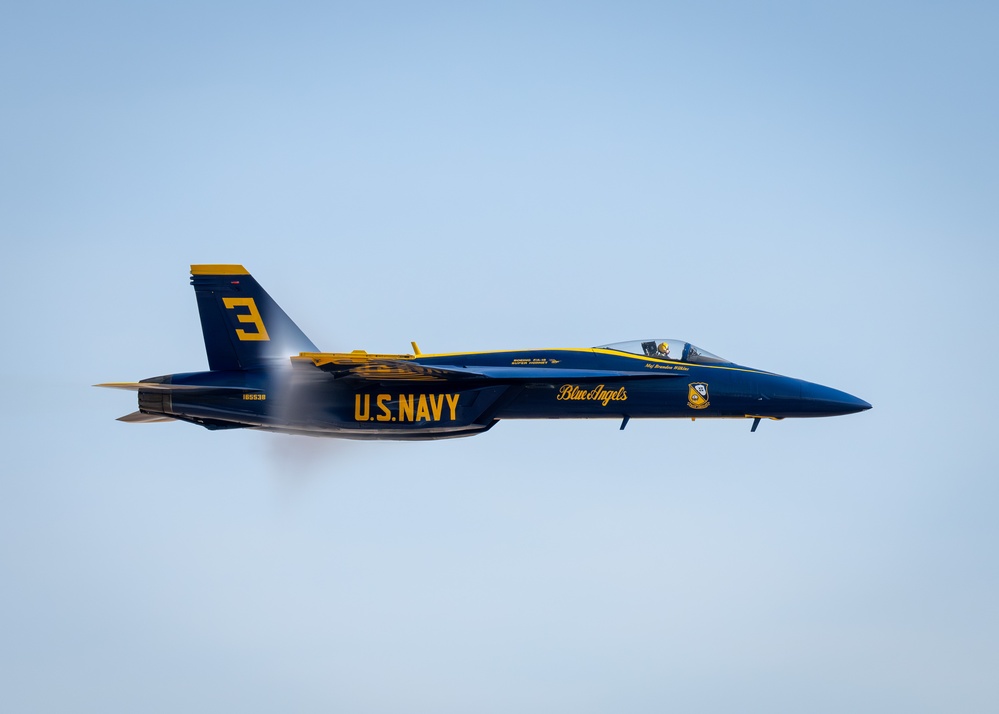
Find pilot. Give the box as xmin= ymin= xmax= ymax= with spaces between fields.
xmin=657 ymin=342 xmax=671 ymax=359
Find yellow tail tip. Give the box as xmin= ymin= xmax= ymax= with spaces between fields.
xmin=190 ymin=264 xmax=249 ymax=275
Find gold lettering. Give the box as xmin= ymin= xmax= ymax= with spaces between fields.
xmin=556 ymin=384 xmax=627 ymax=405
xmin=429 ymin=394 xmax=444 ymax=421
xmin=222 ymin=297 xmax=270 ymax=341
xmin=445 ymin=393 xmax=459 ymax=420
xmin=399 ymin=394 xmax=414 ymax=422
xmin=354 ymin=394 xmax=370 ymax=421
xmin=376 ymin=394 xmax=392 ymax=422
xmin=415 ymin=394 xmax=431 ymax=422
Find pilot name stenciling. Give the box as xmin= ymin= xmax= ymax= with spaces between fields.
xmin=354 ymin=393 xmax=460 ymax=422
xmin=557 ymin=384 xmax=628 ymax=406
xmin=645 ymin=362 xmax=688 ymax=371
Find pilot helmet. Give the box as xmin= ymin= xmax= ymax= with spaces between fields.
xmin=658 ymin=342 xmax=669 ymax=354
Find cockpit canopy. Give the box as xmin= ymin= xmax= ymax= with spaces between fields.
xmin=597 ymin=339 xmax=731 ymax=365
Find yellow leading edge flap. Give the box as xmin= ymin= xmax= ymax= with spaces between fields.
xmin=297 ymin=350 xmax=415 ymax=366
xmin=292 ymin=353 xmax=472 ymax=381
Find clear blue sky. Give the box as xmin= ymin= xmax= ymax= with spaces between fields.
xmin=2 ymin=2 xmax=997 ymax=712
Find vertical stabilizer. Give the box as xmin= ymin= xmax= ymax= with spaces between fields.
xmin=190 ymin=264 xmax=318 ymax=371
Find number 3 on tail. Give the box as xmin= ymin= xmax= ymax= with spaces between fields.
xmin=222 ymin=297 xmax=270 ymax=341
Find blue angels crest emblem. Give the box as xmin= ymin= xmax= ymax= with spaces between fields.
xmin=687 ymin=382 xmax=710 ymax=409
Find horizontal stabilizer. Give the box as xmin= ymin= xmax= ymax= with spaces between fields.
xmin=95 ymin=382 xmax=262 ymax=393
xmin=117 ymin=411 xmax=176 ymax=423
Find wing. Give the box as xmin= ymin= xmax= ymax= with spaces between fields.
xmin=292 ymin=356 xmax=479 ymax=381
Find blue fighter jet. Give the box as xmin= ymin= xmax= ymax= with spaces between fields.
xmin=97 ymin=265 xmax=871 ymax=440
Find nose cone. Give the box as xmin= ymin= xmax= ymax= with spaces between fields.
xmin=799 ymin=381 xmax=872 ymax=416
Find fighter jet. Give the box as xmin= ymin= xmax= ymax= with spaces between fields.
xmin=97 ymin=265 xmax=871 ymax=440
